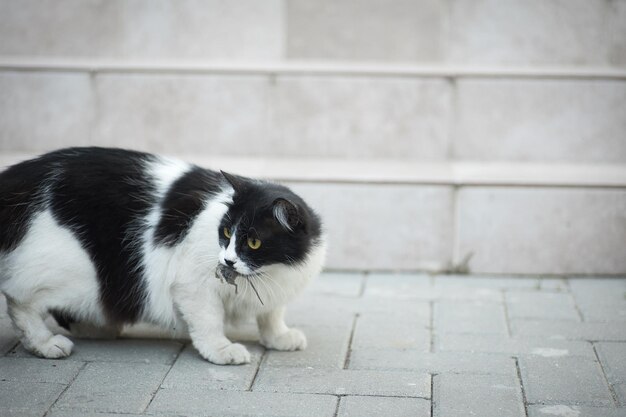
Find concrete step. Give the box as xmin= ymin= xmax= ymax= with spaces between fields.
xmin=2 ymin=153 xmax=625 ymax=275
xmin=1 ymin=0 xmax=624 ymax=67
xmin=1 ymin=65 xmax=625 ymax=164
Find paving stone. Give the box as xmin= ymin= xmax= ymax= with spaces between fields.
xmin=47 ymin=413 xmax=145 ymax=417
xmin=54 ymin=361 xmax=170 ymax=413
xmin=148 ymin=389 xmax=338 ymax=417
xmin=505 ymin=292 xmax=580 ymax=321
xmin=512 ymin=319 xmax=626 ymax=341
xmin=348 ymin=349 xmax=515 ymax=375
xmin=365 ymin=273 xmax=505 ymax=302
xmin=435 ymin=334 xmax=595 ymax=359
xmin=433 ymin=373 xmax=525 ymax=417
xmin=289 ymin=294 xmax=428 ymax=327
xmin=161 ymin=343 xmax=263 ymax=390
xmin=0 ymin=318 xmax=18 ymax=355
xmin=307 ymin=272 xmax=365 ymax=297
xmin=264 ymin=325 xmax=351 ymax=369
xmin=337 ymin=395 xmax=431 ymax=417
xmin=253 ymin=367 xmax=430 ymax=397
xmin=528 ymin=404 xmax=626 ymax=417
xmin=519 ymin=356 xmax=614 ymax=406
xmin=366 ymin=273 xmax=432 ymax=297
xmin=569 ymin=279 xmax=626 ymax=322
xmin=9 ymin=338 xmax=183 ymax=364
xmin=435 ymin=275 xmax=539 ymax=290
xmin=539 ymin=279 xmax=570 ymax=292
xmin=595 ymin=342 xmax=626 ymax=405
xmin=0 ymin=380 xmax=66 ymax=417
xmin=434 ymin=300 xmax=508 ymax=334
xmin=0 ymin=357 xmax=84 ymax=384
xmin=351 ymin=313 xmax=430 ymax=351
xmin=287 ymin=295 xmax=359 ymax=327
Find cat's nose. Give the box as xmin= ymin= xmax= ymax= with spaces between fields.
xmin=224 ymin=259 xmax=235 ymax=268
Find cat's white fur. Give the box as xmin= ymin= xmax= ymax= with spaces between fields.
xmin=0 ymin=156 xmax=326 ymax=364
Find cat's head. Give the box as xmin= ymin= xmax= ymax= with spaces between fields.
xmin=217 ymin=171 xmax=323 ymax=277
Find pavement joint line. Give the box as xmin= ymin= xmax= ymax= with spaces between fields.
xmin=141 ymin=340 xmax=186 ymax=413
xmin=357 ymin=272 xmax=368 ymax=298
xmin=430 ymin=373 xmax=436 ymax=417
xmin=591 ymin=341 xmax=620 ymax=407
xmin=247 ymin=348 xmax=267 ymax=391
xmin=428 ymin=301 xmax=435 ymax=353
xmin=42 ymin=360 xmax=88 ymax=417
xmin=502 ymin=290 xmax=513 ymax=337
xmin=342 ymin=314 xmax=359 ymax=370
xmin=513 ymin=356 xmax=530 ymax=417
xmin=572 ymin=293 xmax=586 ymax=322
xmin=332 ymin=395 xmax=341 ymax=417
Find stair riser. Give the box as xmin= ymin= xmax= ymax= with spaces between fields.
xmin=289 ymin=182 xmax=626 ymax=274
xmin=1 ymin=0 xmax=624 ymax=66
xmin=1 ymin=71 xmax=625 ymax=163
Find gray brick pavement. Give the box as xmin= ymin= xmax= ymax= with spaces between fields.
xmin=1 ymin=274 xmax=625 ymax=417
xmin=511 ymin=319 xmax=626 ymax=341
xmin=264 ymin=324 xmax=351 ymax=368
xmin=147 ymin=389 xmax=338 ymax=417
xmin=0 ymin=380 xmax=67 ymax=417
xmin=435 ymin=334 xmax=596 ymax=358
xmin=528 ymin=404 xmax=626 ymax=417
xmin=519 ymin=356 xmax=614 ymax=406
xmin=433 ymin=373 xmax=526 ymax=417
xmin=253 ymin=367 xmax=430 ymax=397
xmin=338 ymin=395 xmax=431 ymax=417
xmin=160 ymin=343 xmax=263 ymax=390
xmin=434 ymin=300 xmax=508 ymax=334
xmin=595 ymin=342 xmax=626 ymax=406
xmin=505 ymin=292 xmax=581 ymax=321
xmin=53 ymin=361 xmax=171 ymax=414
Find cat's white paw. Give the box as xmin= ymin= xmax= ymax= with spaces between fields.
xmin=261 ymin=328 xmax=307 ymax=351
xmin=201 ymin=343 xmax=251 ymax=365
xmin=32 ymin=334 xmax=74 ymax=359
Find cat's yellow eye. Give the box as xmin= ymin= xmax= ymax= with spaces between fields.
xmin=247 ymin=238 xmax=261 ymax=250
xmin=223 ymin=227 xmax=232 ymax=238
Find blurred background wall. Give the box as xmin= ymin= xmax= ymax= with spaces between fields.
xmin=0 ymin=0 xmax=625 ymax=274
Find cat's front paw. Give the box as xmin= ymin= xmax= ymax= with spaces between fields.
xmin=199 ymin=343 xmax=251 ymax=365
xmin=261 ymin=328 xmax=307 ymax=351
xmin=30 ymin=334 xmax=74 ymax=359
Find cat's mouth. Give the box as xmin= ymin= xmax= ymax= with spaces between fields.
xmin=216 ymin=264 xmax=239 ymax=282
xmin=215 ymin=264 xmax=264 ymax=305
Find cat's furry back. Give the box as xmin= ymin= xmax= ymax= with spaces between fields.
xmin=0 ymin=147 xmax=326 ymax=364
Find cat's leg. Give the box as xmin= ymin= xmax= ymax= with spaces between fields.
xmin=257 ymin=307 xmax=307 ymax=351
xmin=173 ymin=285 xmax=250 ymax=365
xmin=6 ymin=297 xmax=73 ymax=358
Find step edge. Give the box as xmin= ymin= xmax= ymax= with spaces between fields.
xmin=1 ymin=58 xmax=626 ymax=80
xmin=2 ymin=153 xmax=625 ymax=188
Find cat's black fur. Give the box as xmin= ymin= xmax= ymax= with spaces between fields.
xmin=154 ymin=166 xmax=224 ymax=246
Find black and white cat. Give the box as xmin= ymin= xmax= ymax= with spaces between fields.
xmin=0 ymin=147 xmax=326 ymax=364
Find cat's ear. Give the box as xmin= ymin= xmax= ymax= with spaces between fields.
xmin=273 ymin=198 xmax=301 ymax=232
xmin=221 ymin=171 xmax=247 ymax=193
